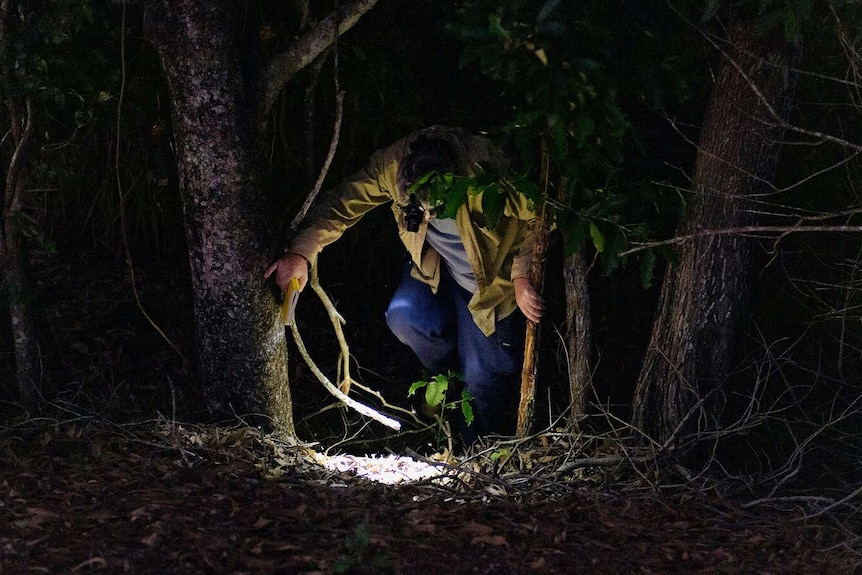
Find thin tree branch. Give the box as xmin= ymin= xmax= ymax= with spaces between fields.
xmin=289 ymin=89 xmax=344 ymax=234
xmin=290 ymin=323 xmax=401 ymax=430
xmin=5 ymin=97 xmax=35 ymax=214
xmin=619 ymin=225 xmax=862 ymax=258
xmin=686 ymin=8 xmax=862 ymax=153
xmin=260 ymin=0 xmax=378 ymax=116
xmin=287 ymin=3 xmax=354 ymax=397
xmin=306 ymin=263 xmax=354 ymax=394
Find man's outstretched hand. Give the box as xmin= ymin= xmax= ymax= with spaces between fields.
xmin=514 ymin=276 xmax=545 ymax=324
xmin=264 ymin=253 xmax=309 ymax=294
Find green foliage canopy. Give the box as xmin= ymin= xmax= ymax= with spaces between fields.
xmin=448 ymin=0 xmax=684 ymax=283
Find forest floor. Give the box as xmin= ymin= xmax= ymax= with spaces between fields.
xmin=1 ymin=252 xmax=861 ymax=574
xmin=1 ymin=420 xmax=860 ymax=575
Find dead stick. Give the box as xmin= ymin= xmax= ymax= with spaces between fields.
xmin=290 ymin=323 xmax=401 ymax=430
xmin=516 ymin=135 xmax=552 ymax=438
xmin=307 ymin=264 xmax=353 ymax=394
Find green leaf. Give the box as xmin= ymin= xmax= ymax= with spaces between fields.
xmin=589 ymin=222 xmax=605 ymax=253
xmin=639 ymin=249 xmax=656 ymax=289
xmin=408 ymin=170 xmax=436 ymax=193
xmin=407 ymin=380 xmax=427 ymax=397
xmin=442 ymin=178 xmax=469 ymax=219
xmin=424 ymin=376 xmax=449 ymax=407
xmin=601 ymin=250 xmax=620 ymax=276
xmin=573 ymin=114 xmax=595 ymax=149
xmin=487 ymin=15 xmax=510 ymax=42
xmin=783 ymin=9 xmax=799 ymax=41
xmin=511 ymin=175 xmax=543 ymax=206
xmin=549 ymin=119 xmax=569 ymax=162
xmin=701 ymin=0 xmax=723 ymax=24
xmin=80 ymin=3 xmax=94 ymax=23
xmin=461 ymin=390 xmax=474 ymax=426
xmin=599 ymin=228 xmax=624 ymax=275
xmin=490 ymin=448 xmax=510 ymax=462
xmin=564 ymin=218 xmax=588 ymax=256
xmin=427 ymin=175 xmax=450 ymax=209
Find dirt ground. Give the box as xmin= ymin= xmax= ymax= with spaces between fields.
xmin=1 ymin=420 xmax=859 ymax=575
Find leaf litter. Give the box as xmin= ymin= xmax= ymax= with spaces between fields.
xmin=1 ymin=419 xmax=858 ymax=574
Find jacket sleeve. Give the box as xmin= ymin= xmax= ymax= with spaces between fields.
xmin=507 ymin=190 xmax=539 ymax=280
xmin=288 ymin=147 xmax=399 ymax=264
xmin=511 ymin=227 xmax=536 ymax=279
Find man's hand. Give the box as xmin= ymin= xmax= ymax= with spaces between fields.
xmin=514 ymin=276 xmax=545 ymax=324
xmin=264 ymin=253 xmax=309 ymax=294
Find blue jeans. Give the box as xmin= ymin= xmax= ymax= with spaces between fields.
xmin=385 ymin=262 xmax=525 ymax=444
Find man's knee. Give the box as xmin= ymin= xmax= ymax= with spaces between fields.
xmin=385 ymin=298 xmax=420 ymax=344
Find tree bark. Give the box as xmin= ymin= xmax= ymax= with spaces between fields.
xmin=1 ymin=0 xmax=42 ymax=410
xmin=517 ymin=136 xmax=551 ymax=438
xmin=564 ymin=246 xmax=591 ymax=426
xmin=143 ymin=1 xmax=293 ymax=433
xmin=632 ymin=18 xmax=796 ymax=442
xmin=2 ymin=117 xmax=42 ymax=410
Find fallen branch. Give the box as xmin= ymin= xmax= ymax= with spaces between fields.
xmin=556 ymin=454 xmax=653 ymax=474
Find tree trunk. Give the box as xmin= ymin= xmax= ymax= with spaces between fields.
xmin=4 ymin=181 xmax=41 ymax=409
xmin=143 ymin=1 xmax=293 ymax=434
xmin=1 ymin=0 xmax=42 ymax=410
xmin=632 ymin=18 xmax=796 ymax=442
xmin=3 ymin=154 xmax=42 ymax=410
xmin=564 ymin=247 xmax=591 ymax=426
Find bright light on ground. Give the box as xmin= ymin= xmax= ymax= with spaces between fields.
xmin=311 ymin=451 xmax=451 ymax=485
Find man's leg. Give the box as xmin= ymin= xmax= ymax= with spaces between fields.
xmin=385 ymin=262 xmax=458 ymax=374
xmin=451 ymin=285 xmax=526 ymax=444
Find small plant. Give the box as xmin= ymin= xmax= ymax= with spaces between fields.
xmin=408 ymin=371 xmax=474 ymax=454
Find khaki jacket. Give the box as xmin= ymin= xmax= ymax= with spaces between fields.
xmin=289 ymin=126 xmax=537 ymax=336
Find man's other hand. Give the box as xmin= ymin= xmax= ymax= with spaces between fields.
xmin=264 ymin=253 xmax=309 ymax=294
xmin=513 ymin=276 xmax=545 ymax=324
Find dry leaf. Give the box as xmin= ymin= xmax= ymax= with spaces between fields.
xmin=470 ymin=535 xmax=508 ymax=547
xmin=141 ymin=532 xmax=160 ymax=547
xmin=458 ymin=522 xmax=494 ymax=538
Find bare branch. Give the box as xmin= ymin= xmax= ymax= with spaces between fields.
xmin=260 ymin=0 xmax=378 ymax=116
xmin=289 ymin=90 xmax=344 ymax=235
xmin=5 ymin=97 xmax=35 ymax=213
xmin=698 ymin=19 xmax=862 ymax=153
xmin=290 ymin=322 xmax=402 ymax=431
xmin=619 ymin=224 xmax=862 ymax=258
xmin=664 ymin=114 xmax=862 ymax=198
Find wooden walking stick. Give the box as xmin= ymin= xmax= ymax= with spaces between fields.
xmin=516 ymin=134 xmax=552 ymax=438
